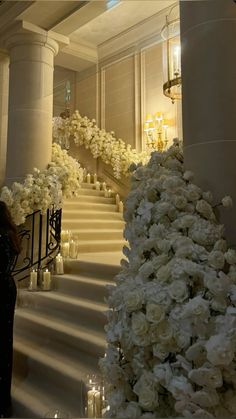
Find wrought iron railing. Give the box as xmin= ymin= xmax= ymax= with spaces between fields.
xmin=12 ymin=207 xmax=62 ymax=282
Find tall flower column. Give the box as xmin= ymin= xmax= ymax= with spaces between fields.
xmin=0 ymin=50 xmax=9 ymax=187
xmin=180 ymin=0 xmax=236 ymax=244
xmin=4 ymin=31 xmax=59 ymax=184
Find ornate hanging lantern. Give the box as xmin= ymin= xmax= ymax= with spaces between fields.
xmin=161 ymin=4 xmax=181 ymax=103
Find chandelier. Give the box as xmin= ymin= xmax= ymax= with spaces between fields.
xmin=161 ymin=3 xmax=181 ymax=103
xmin=144 ymin=112 xmax=168 ymax=151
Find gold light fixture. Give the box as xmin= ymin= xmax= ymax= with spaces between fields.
xmin=144 ymin=112 xmax=169 ymax=151
xmin=161 ymin=3 xmax=181 ymax=103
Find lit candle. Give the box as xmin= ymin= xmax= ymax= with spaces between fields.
xmin=69 ymin=240 xmax=77 ymax=259
xmin=107 ymin=189 xmax=112 ymax=198
xmin=61 ymin=229 xmax=70 ymax=242
xmin=95 ymin=181 xmax=100 ymax=191
xmin=87 ymin=173 xmax=91 ymax=184
xmin=102 ymin=182 xmax=106 ymax=191
xmin=29 ymin=269 xmax=37 ymax=290
xmin=55 ymin=253 xmax=64 ymax=274
xmin=93 ymin=173 xmax=97 ymax=184
xmin=104 ymin=189 xmax=108 ymax=198
xmin=43 ymin=269 xmax=51 ymax=291
xmin=115 ymin=193 xmax=120 ymax=205
xmin=118 ymin=201 xmax=124 ymax=213
xmin=87 ymin=387 xmax=97 ymax=418
xmin=61 ymin=242 xmax=69 ymax=258
xmin=94 ymin=390 xmax=101 ymax=418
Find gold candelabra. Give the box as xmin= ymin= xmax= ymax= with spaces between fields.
xmin=144 ymin=112 xmax=168 ymax=151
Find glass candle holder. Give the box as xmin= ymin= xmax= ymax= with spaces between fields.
xmin=42 ymin=268 xmax=51 ymax=291
xmin=69 ymin=240 xmax=78 ymax=259
xmin=55 ymin=253 xmax=64 ymax=275
xmin=44 ymin=409 xmax=70 ymax=418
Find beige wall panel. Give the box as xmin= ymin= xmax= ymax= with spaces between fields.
xmin=103 ymin=56 xmax=136 ymax=148
xmin=76 ymin=70 xmax=97 ymax=121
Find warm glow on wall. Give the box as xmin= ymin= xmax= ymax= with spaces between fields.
xmin=144 ymin=112 xmax=169 ymax=151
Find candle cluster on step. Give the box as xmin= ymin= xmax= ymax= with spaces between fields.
xmin=28 ymin=267 xmax=52 ymax=291
xmin=85 ymin=375 xmax=107 ymax=418
xmin=60 ymin=230 xmax=78 ymax=260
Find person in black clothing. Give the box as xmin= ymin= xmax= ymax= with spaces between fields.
xmin=0 ymin=201 xmax=21 ymax=418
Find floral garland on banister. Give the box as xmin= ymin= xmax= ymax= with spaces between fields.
xmin=0 ymin=143 xmax=83 ymax=225
xmin=100 ymin=139 xmax=236 ymax=418
xmin=53 ymin=110 xmax=151 ymax=179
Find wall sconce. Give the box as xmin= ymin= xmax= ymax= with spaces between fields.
xmin=144 ymin=113 xmax=169 ymax=151
xmin=161 ymin=4 xmax=181 ymax=103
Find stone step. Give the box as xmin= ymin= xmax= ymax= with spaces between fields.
xmin=64 ymin=256 xmax=121 ymax=278
xmin=53 ymin=273 xmax=113 ymax=302
xmin=62 ymin=210 xmax=122 ymax=221
xmin=65 ymin=195 xmax=116 ymax=205
xmin=63 ymin=203 xmax=118 ymax=214
xmin=15 ymin=308 xmax=106 ymax=357
xmin=13 ymin=336 xmax=92 ymax=417
xmin=77 ymin=189 xmax=110 ymax=197
xmin=76 ymin=239 xmax=125 ymax=253
xmin=63 ymin=229 xmax=124 ymax=241
xmin=62 ymin=218 xmax=124 ymax=230
xmin=17 ymin=290 xmax=107 ymax=331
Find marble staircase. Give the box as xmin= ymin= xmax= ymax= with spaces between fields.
xmin=12 ymin=181 xmax=125 ymax=417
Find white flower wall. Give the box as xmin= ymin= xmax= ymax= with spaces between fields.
xmin=53 ymin=111 xmax=150 ymax=179
xmin=100 ymin=140 xmax=236 ymax=418
xmin=0 ymin=144 xmax=83 ymax=225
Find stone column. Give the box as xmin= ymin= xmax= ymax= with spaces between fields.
xmin=180 ymin=0 xmax=236 ymax=244
xmin=0 ymin=51 xmax=9 ymax=187
xmin=5 ymin=32 xmax=58 ymax=184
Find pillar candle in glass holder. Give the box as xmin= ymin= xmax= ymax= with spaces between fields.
xmin=107 ymin=189 xmax=112 ymax=198
xmin=55 ymin=253 xmax=64 ymax=274
xmin=61 ymin=242 xmax=70 ymax=258
xmin=104 ymin=189 xmax=108 ymax=198
xmin=118 ymin=201 xmax=124 ymax=213
xmin=86 ymin=173 xmax=91 ymax=184
xmin=43 ymin=269 xmax=51 ymax=291
xmin=102 ymin=182 xmax=106 ymax=191
xmin=93 ymin=173 xmax=97 ymax=184
xmin=61 ymin=229 xmax=70 ymax=242
xmin=87 ymin=387 xmax=96 ymax=418
xmin=115 ymin=193 xmax=120 ymax=205
xmin=69 ymin=240 xmax=78 ymax=259
xmin=95 ymin=181 xmax=100 ymax=191
xmin=29 ymin=269 xmax=37 ymax=291
xmin=94 ymin=389 xmax=101 ymax=418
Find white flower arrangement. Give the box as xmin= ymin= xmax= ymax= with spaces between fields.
xmin=0 ymin=143 xmax=83 ymax=225
xmin=100 ymin=139 xmax=236 ymax=418
xmin=53 ymin=111 xmax=151 ymax=179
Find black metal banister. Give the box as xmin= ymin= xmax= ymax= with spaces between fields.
xmin=13 ymin=207 xmax=62 ymax=282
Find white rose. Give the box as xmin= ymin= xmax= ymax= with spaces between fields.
xmin=124 ymin=290 xmax=143 ymax=313
xmin=213 ymin=239 xmax=227 ymax=252
xmin=205 ymin=334 xmax=234 ymax=366
xmin=155 ymin=320 xmax=173 ymax=343
xmin=156 ymin=265 xmax=171 ymax=283
xmin=123 ymin=402 xmax=142 ymax=419
xmin=208 ymin=250 xmax=225 ymax=269
xmin=168 ymin=376 xmax=193 ymax=399
xmin=222 ymin=195 xmax=233 ymax=208
xmin=183 ymin=170 xmax=194 ymax=181
xmin=186 ymin=184 xmax=202 ymax=202
xmin=132 ymin=312 xmax=149 ymax=336
xmin=191 ymin=388 xmax=219 ymax=408
xmin=225 ymin=248 xmax=236 ymax=264
xmin=188 ymin=366 xmax=223 ymax=388
xmin=146 ymin=303 xmax=165 ymax=324
xmin=202 ymin=191 xmax=213 ymax=204
xmin=133 ymin=373 xmax=158 ymax=411
xmin=183 ymin=296 xmax=209 ymax=319
xmin=168 ymin=280 xmax=189 ymax=303
xmin=174 ymin=195 xmax=187 ymax=210
xmin=153 ymin=363 xmax=172 ymax=387
xmin=196 ymin=199 xmax=216 ymax=221
xmin=152 ymin=343 xmax=169 ymax=360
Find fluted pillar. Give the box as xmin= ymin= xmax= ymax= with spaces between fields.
xmin=5 ymin=32 xmax=59 ymax=184
xmin=0 ymin=51 xmax=9 ymax=187
xmin=180 ymin=0 xmax=236 ymax=244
